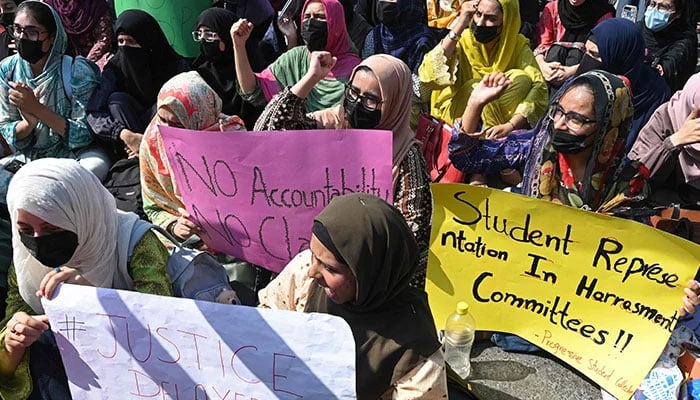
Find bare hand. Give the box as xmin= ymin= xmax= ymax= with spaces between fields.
xmin=540 ymin=61 xmax=562 ymax=82
xmin=4 ymin=313 xmax=49 ymax=352
xmin=37 ymin=266 xmax=94 ymax=300
xmin=470 ymin=72 xmax=511 ymax=106
xmin=670 ymin=105 xmax=700 ymax=147
xmin=120 ymin=128 xmax=143 ymax=157
xmin=484 ymin=122 xmax=513 ymax=139
xmin=680 ymin=280 xmax=700 ymax=317
xmin=231 ymin=18 xmax=253 ymax=47
xmin=278 ymin=16 xmax=297 ymax=38
xmin=172 ymin=207 xmax=201 ymax=240
xmin=457 ymin=0 xmax=479 ymax=31
xmin=656 ymin=64 xmax=664 ymax=76
xmin=9 ymin=81 xmax=42 ymax=115
xmin=308 ymin=51 xmax=336 ymax=80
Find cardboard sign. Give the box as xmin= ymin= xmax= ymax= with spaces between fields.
xmin=427 ymin=184 xmax=700 ymax=399
xmin=160 ymin=127 xmax=393 ymax=272
xmin=42 ymin=285 xmax=357 ymax=399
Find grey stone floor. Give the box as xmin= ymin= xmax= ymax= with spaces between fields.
xmin=467 ymin=340 xmax=604 ymax=400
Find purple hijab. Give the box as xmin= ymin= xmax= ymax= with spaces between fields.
xmin=43 ymin=0 xmax=108 ymax=35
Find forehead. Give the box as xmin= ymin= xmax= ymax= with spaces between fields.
xmin=559 ymin=86 xmax=596 ymax=116
xmin=350 ymin=68 xmax=381 ymax=95
xmin=304 ymin=1 xmax=325 ymax=14
xmin=309 ymin=235 xmax=342 ymax=265
xmin=14 ymin=10 xmax=42 ymax=27
xmin=478 ymin=0 xmax=502 ymax=15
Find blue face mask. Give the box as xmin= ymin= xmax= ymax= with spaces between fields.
xmin=645 ymin=8 xmax=672 ymax=32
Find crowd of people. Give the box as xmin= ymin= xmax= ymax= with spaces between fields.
xmin=0 ymin=0 xmax=698 ymax=398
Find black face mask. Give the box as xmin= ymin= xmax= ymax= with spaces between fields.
xmin=471 ymin=21 xmax=500 ymax=44
xmin=0 ymin=12 xmax=15 ymax=27
xmin=576 ymin=54 xmax=605 ymax=76
xmin=17 ymin=38 xmax=48 ymax=64
xmin=376 ymin=1 xmax=400 ymax=26
xmin=344 ymin=96 xmax=382 ymax=129
xmin=301 ymin=19 xmax=328 ymax=52
xmin=201 ymin=41 xmax=225 ymax=62
xmin=550 ymin=127 xmax=594 ymax=154
xmin=20 ymin=230 xmax=79 ymax=268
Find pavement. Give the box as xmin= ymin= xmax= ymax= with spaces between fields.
xmin=468 ymin=340 xmax=604 ymax=400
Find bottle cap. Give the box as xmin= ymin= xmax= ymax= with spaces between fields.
xmin=456 ymin=302 xmax=469 ymax=314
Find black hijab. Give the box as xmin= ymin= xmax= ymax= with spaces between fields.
xmin=107 ymin=9 xmax=183 ymax=108
xmin=641 ymin=14 xmax=697 ymax=91
xmin=558 ymin=0 xmax=613 ymax=42
xmin=305 ymin=194 xmax=440 ymax=399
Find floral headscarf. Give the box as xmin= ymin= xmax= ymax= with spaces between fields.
xmin=522 ymin=70 xmax=648 ymax=211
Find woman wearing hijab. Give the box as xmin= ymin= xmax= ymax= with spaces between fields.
xmin=361 ymin=0 xmax=437 ymax=73
xmin=259 ymin=193 xmax=447 ymax=399
xmin=576 ymin=18 xmax=671 ymax=151
xmin=232 ymin=0 xmax=361 ymax=113
xmin=629 ymin=72 xmax=700 ymax=208
xmin=0 ymin=1 xmax=106 ymax=199
xmin=86 ymin=9 xmax=190 ymax=162
xmin=640 ymin=0 xmax=697 ymax=91
xmin=0 ymin=158 xmax=172 ymax=399
xmin=255 ymin=54 xmax=432 ymax=288
xmin=140 ymin=71 xmax=245 ymax=240
xmin=534 ymin=0 xmax=613 ymax=89
xmin=43 ymin=0 xmax=113 ymax=70
xmin=418 ymin=0 xmax=547 ymax=139
xmin=192 ymin=7 xmax=263 ymax=129
xmin=450 ymin=70 xmax=648 ymax=211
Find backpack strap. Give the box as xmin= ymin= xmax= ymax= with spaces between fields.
xmin=61 ymin=55 xmax=73 ymax=99
xmin=127 ymin=219 xmax=157 ymax=259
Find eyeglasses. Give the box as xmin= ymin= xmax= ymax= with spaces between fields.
xmin=344 ymin=85 xmax=383 ymax=111
xmin=192 ymin=30 xmax=220 ymax=43
xmin=547 ymin=103 xmax=596 ymax=132
xmin=648 ymin=1 xmax=675 ymax=12
xmin=8 ymin=24 xmax=47 ymax=41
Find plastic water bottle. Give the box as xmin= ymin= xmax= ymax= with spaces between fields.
xmin=444 ymin=301 xmax=476 ymax=379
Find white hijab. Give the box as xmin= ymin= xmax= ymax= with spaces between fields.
xmin=7 ymin=158 xmax=138 ymax=313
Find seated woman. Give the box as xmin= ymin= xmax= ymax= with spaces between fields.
xmin=44 ymin=0 xmax=113 ymax=70
xmin=0 ymin=158 xmax=173 ymax=399
xmin=419 ymin=0 xmax=547 ymax=139
xmin=258 ymin=193 xmax=447 ymax=399
xmin=640 ymin=0 xmax=697 ymax=92
xmin=628 ymin=72 xmax=700 ymax=208
xmin=255 ymin=54 xmax=432 ymax=288
xmin=0 ymin=0 xmax=19 ymax=61
xmin=140 ymin=71 xmax=245 ymax=240
xmin=232 ymin=0 xmax=361 ymax=113
xmin=576 ymin=17 xmax=671 ymax=151
xmin=450 ymin=70 xmax=647 ymax=211
xmin=534 ymin=0 xmax=613 ymax=91
xmin=0 ymin=1 xmax=107 ymax=200
xmin=193 ymin=7 xmax=265 ymax=129
xmin=87 ymin=9 xmax=190 ymax=162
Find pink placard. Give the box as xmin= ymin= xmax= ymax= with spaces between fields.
xmin=160 ymin=127 xmax=393 ymax=272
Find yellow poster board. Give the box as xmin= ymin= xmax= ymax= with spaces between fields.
xmin=427 ymin=184 xmax=700 ymax=399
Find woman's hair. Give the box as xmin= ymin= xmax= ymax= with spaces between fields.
xmin=17 ymin=1 xmax=56 ymax=35
xmin=561 ymin=78 xmax=598 ymax=121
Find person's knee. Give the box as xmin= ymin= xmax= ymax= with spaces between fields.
xmin=77 ymin=147 xmax=112 ymax=182
xmin=503 ymin=70 xmax=533 ymax=98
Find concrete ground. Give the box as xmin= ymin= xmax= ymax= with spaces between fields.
xmin=468 ymin=340 xmax=604 ymax=400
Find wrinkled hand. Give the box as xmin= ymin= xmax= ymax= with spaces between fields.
xmin=172 ymin=207 xmax=201 ymax=240
xmin=231 ymin=18 xmax=253 ymax=47
xmin=120 ymin=128 xmax=143 ymax=158
xmin=670 ymin=105 xmax=700 ymax=147
xmin=4 ymin=312 xmax=49 ymax=352
xmin=470 ymin=72 xmax=511 ymax=106
xmin=308 ymin=51 xmax=336 ymax=80
xmin=9 ymin=81 xmax=42 ymax=115
xmin=37 ymin=266 xmax=94 ymax=300
xmin=680 ymin=280 xmax=700 ymax=317
xmin=540 ymin=61 xmax=562 ymax=82
xmin=484 ymin=122 xmax=513 ymax=139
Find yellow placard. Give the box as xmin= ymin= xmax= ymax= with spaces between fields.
xmin=427 ymin=184 xmax=700 ymax=399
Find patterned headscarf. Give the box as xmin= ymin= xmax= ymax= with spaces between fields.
xmin=140 ymin=71 xmax=245 ymax=221
xmin=522 ymin=70 xmax=646 ymax=210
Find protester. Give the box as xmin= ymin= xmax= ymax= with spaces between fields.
xmin=0 ymin=158 xmax=173 ymax=399
xmin=43 ymin=0 xmax=113 ymax=70
xmin=629 ymin=71 xmax=700 ymax=208
xmin=258 ymin=193 xmax=447 ymax=399
xmin=192 ymin=7 xmax=262 ymax=128
xmin=232 ymin=0 xmax=361 ymax=112
xmin=640 ymin=0 xmax=697 ymax=91
xmin=0 ymin=0 xmax=19 ymax=61
xmin=140 ymin=71 xmax=245 ymax=240
xmin=578 ymin=17 xmax=671 ymax=151
xmin=86 ymin=9 xmax=190 ymax=162
xmin=534 ymin=0 xmax=613 ymax=90
xmin=255 ymin=54 xmax=432 ymax=288
xmin=419 ymin=0 xmax=547 ymax=139
xmin=0 ymin=1 xmax=107 ymax=200
xmin=339 ymin=0 xmax=372 ymax=53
